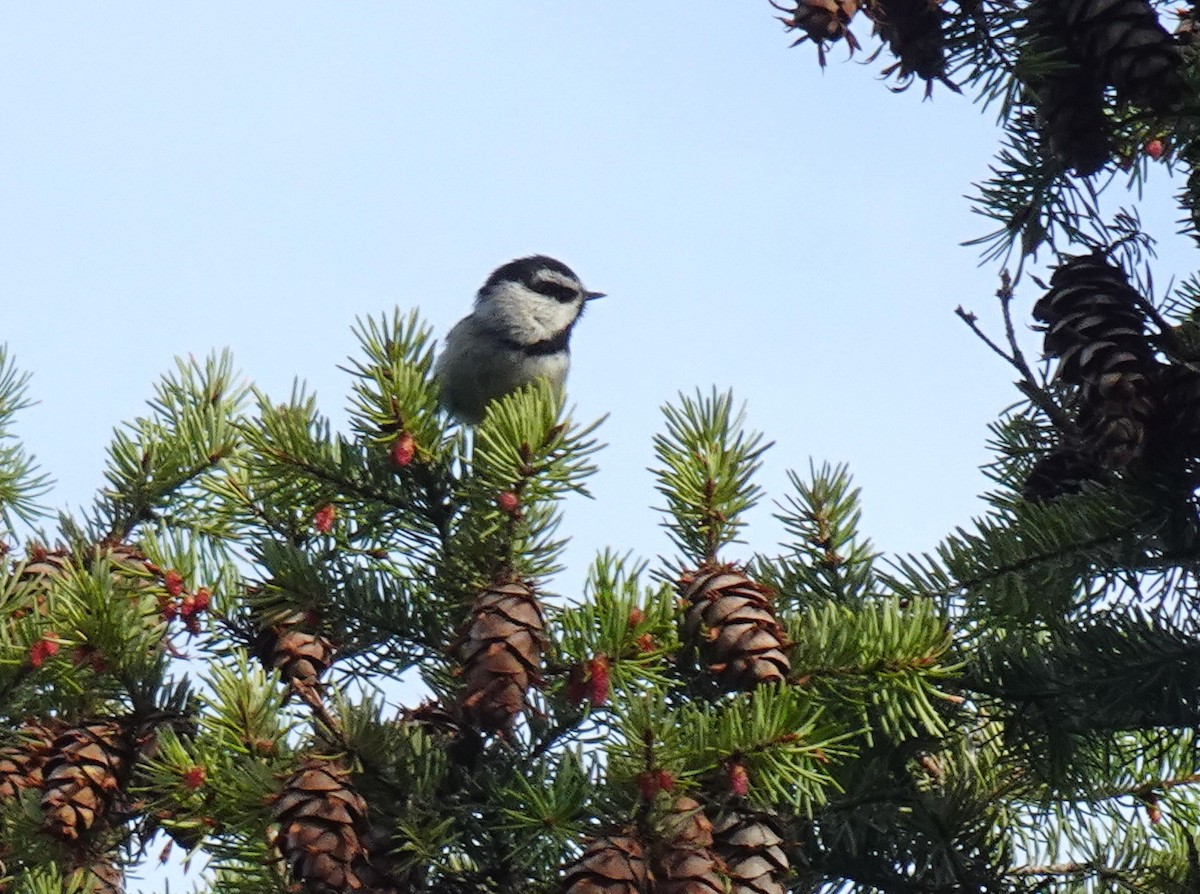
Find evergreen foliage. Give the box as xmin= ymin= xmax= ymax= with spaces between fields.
xmin=2 ymin=3 xmax=1200 ymax=893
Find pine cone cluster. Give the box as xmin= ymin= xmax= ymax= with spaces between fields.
xmin=559 ymin=834 xmax=649 ymax=894
xmin=778 ymin=0 xmax=952 ymax=89
xmin=41 ymin=721 xmax=133 ymax=842
xmin=1033 ymin=252 xmax=1159 ymax=472
xmin=253 ymin=610 xmax=335 ymax=688
xmin=680 ymin=566 xmax=790 ymax=691
xmin=275 ymin=758 xmax=375 ymax=893
xmin=712 ymin=811 xmax=791 ymax=894
xmin=454 ymin=576 xmax=545 ymax=733
xmin=654 ymin=798 xmax=724 ymax=894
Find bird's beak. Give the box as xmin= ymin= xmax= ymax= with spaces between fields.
xmin=585 ymin=291 xmax=605 ymax=301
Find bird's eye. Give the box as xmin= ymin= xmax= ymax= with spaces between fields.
xmin=529 ymin=279 xmax=579 ymax=303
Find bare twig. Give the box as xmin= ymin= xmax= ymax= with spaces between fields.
xmin=957 ymin=272 xmax=1079 ymax=436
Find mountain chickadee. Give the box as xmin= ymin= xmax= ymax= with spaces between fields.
xmin=435 ymin=255 xmax=604 ymax=424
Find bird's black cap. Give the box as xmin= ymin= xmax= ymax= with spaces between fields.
xmin=481 ymin=255 xmax=581 ymax=292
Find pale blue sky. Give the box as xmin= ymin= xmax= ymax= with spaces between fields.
xmin=0 ymin=4 xmax=1192 ymax=890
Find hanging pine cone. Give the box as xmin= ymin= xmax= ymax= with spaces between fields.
xmin=0 ymin=720 xmax=61 ymax=803
xmin=253 ymin=611 xmax=335 ymax=688
xmin=1026 ymin=66 xmax=1112 ymax=177
xmin=1036 ymin=80 xmax=1112 ymax=177
xmin=1064 ymin=0 xmax=1184 ymax=108
xmin=712 ymin=811 xmax=791 ymax=894
xmin=41 ymin=721 xmax=134 ymax=842
xmin=1022 ymin=445 xmax=1105 ymax=502
xmin=1033 ymin=252 xmax=1159 ymax=469
xmin=559 ymin=834 xmax=649 ymax=894
xmin=275 ymin=758 xmax=372 ymax=893
xmin=1021 ymin=0 xmax=1113 ymax=176
xmin=655 ymin=797 xmax=724 ymax=894
xmin=867 ymin=0 xmax=952 ymax=92
xmin=680 ymin=566 xmax=790 ymax=690
xmin=454 ymin=576 xmax=545 ymax=733
xmin=775 ymin=0 xmax=862 ymax=65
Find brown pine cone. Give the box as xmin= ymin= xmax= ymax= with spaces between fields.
xmin=1033 ymin=253 xmax=1159 ymax=469
xmin=454 ymin=576 xmax=545 ymax=733
xmin=41 ymin=721 xmax=133 ymax=842
xmin=681 ymin=566 xmax=790 ymax=690
xmin=253 ymin=611 xmax=335 ymax=687
xmin=275 ymin=758 xmax=372 ymax=893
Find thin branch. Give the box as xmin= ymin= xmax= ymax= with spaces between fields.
xmin=957 ymin=272 xmax=1079 ymax=436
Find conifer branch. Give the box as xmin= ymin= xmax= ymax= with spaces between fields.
xmin=0 ymin=347 xmax=50 ymax=537
xmin=653 ymin=389 xmax=769 ymax=567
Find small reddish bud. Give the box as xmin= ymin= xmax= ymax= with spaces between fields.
xmin=249 ymin=737 xmax=277 ymax=756
xmin=182 ymin=766 xmax=206 ymax=790
xmin=1145 ymin=138 xmax=1166 ymax=160
xmin=636 ymin=768 xmax=677 ymax=799
xmin=161 ymin=601 xmax=178 ymax=621
xmin=164 ymin=570 xmax=185 ymax=597
xmin=637 ymin=771 xmax=663 ymax=800
xmin=1144 ymin=793 xmax=1162 ymax=824
xmin=496 ymin=491 xmax=520 ymax=516
xmin=390 ymin=431 xmax=417 ymax=468
xmin=29 ymin=633 xmax=60 ymax=669
xmin=588 ymin=655 xmax=610 ymax=706
xmin=180 ymin=594 xmax=196 ymax=616
xmin=728 ymin=762 xmax=750 ymax=797
xmin=635 ymin=633 xmax=656 ymax=653
xmin=184 ymin=615 xmax=202 ymax=635
xmin=192 ymin=588 xmax=211 ymax=612
xmin=627 ymin=607 xmax=645 ymax=627
xmin=313 ymin=504 xmax=336 ymax=533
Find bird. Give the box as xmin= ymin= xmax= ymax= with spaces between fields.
xmin=435 ymin=255 xmax=604 ymax=424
